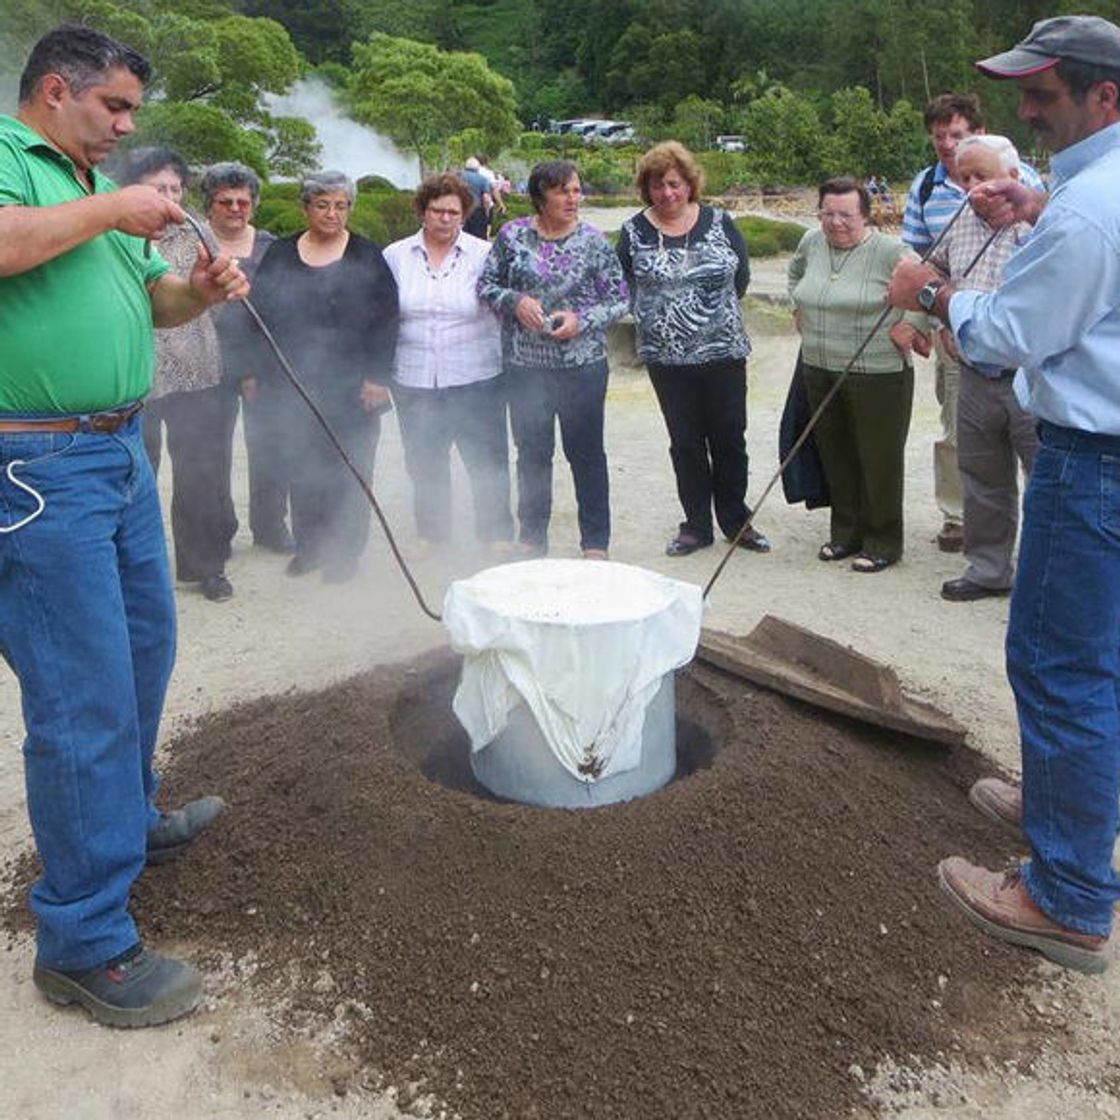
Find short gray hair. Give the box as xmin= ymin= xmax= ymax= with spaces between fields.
xmin=956 ymin=134 xmax=1020 ymax=174
xmin=200 ymin=162 xmax=262 ymax=212
xmin=299 ymin=170 xmax=356 ymax=206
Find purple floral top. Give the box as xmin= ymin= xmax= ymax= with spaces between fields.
xmin=477 ymin=217 xmax=629 ymax=368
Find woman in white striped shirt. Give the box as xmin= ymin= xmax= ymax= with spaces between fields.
xmin=383 ymin=174 xmax=514 ymax=553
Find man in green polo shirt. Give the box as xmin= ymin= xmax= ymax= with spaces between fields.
xmin=0 ymin=24 xmax=248 ymax=1028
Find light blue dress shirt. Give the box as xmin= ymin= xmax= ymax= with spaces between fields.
xmin=949 ymin=122 xmax=1120 ymax=434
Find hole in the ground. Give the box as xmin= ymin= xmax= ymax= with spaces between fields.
xmin=389 ymin=657 xmax=722 ymax=802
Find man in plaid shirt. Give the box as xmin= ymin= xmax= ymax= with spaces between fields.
xmin=902 ymin=93 xmax=1045 ymax=554
xmin=926 ymin=134 xmax=1039 ymax=602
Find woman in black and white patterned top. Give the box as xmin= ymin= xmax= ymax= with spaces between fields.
xmin=618 ymin=141 xmax=770 ymax=557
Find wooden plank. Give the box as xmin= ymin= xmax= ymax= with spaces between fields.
xmin=696 ymin=617 xmax=967 ymax=747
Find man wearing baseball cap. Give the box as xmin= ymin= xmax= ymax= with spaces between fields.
xmin=889 ymin=15 xmax=1120 ymax=973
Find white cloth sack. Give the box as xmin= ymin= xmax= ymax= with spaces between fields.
xmin=443 ymin=560 xmax=703 ymax=782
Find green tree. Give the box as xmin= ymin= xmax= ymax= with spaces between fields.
xmin=134 ymin=100 xmax=268 ymax=171
xmin=348 ymin=32 xmax=519 ymax=172
xmin=742 ymin=87 xmax=827 ymax=184
xmin=670 ymin=95 xmax=725 ymax=153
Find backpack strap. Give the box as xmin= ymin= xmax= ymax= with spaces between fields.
xmin=917 ymin=164 xmax=937 ymax=211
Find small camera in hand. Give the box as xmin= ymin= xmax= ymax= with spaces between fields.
xmin=548 ymin=313 xmax=565 ymax=333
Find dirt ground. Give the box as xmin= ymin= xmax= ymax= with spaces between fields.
xmin=3 ymin=239 xmax=1120 ymax=1117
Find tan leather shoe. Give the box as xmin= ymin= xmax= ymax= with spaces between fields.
xmin=937 ymin=857 xmax=1109 ymax=973
xmin=968 ymin=777 xmax=1023 ymax=837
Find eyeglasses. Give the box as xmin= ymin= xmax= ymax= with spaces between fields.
xmin=818 ymin=210 xmax=863 ymax=225
xmin=310 ymin=200 xmax=351 ymax=213
xmin=426 ymin=206 xmax=463 ymax=219
xmin=213 ymin=197 xmax=252 ymax=210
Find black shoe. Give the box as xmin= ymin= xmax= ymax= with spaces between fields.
xmin=941 ymin=577 xmax=1010 ymax=602
xmin=33 ymin=944 xmax=202 ymax=1028
xmin=286 ymin=552 xmax=321 ymax=577
xmin=255 ymin=531 xmax=296 ymax=555
xmin=147 ymin=795 xmax=226 ymax=865
xmin=200 ymin=574 xmax=233 ymax=602
xmin=665 ymin=532 xmax=712 ymax=557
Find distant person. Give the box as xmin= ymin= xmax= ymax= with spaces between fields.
xmin=199 ymin=162 xmax=284 ymax=553
xmin=476 ymin=154 xmax=507 ymax=234
xmin=114 ymin=147 xmax=238 ymax=603
xmin=926 ymin=135 xmax=1038 ymax=603
xmin=617 ymin=141 xmax=770 ymax=558
xmin=478 ymin=159 xmax=628 ymax=559
xmin=461 ymin=156 xmax=492 ymax=239
xmin=233 ymin=171 xmax=398 ymax=583
xmin=0 ymin=24 xmax=246 ymax=1028
xmin=384 ymin=174 xmax=513 ymax=553
xmin=788 ymin=177 xmax=930 ymax=573
xmin=902 ymin=92 xmax=1044 ymax=554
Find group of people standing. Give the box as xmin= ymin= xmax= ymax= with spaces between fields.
xmin=129 ymin=141 xmax=772 ymax=586
xmin=6 ymin=14 xmax=1120 ymax=1040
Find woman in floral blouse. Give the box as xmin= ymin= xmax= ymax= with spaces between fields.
xmin=618 ymin=141 xmax=769 ymax=559
xmin=478 ymin=160 xmax=628 ymax=559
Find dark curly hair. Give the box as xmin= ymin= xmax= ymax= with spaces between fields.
xmin=413 ymin=173 xmax=476 ymax=220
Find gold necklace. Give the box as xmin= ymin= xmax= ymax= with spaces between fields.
xmin=828 ymin=231 xmax=870 ymax=281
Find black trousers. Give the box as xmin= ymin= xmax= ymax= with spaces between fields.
xmin=506 ymin=360 xmax=610 ymax=552
xmin=286 ymin=405 xmax=380 ymax=566
xmin=242 ymin=386 xmax=293 ymax=547
xmin=647 ymin=357 xmax=751 ymax=543
xmin=142 ymin=384 xmax=238 ymax=582
xmin=393 ymin=378 xmax=513 ymax=543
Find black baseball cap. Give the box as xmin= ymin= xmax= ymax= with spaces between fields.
xmin=976 ymin=15 xmax=1120 ymax=78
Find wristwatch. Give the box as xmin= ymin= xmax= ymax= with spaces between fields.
xmin=917 ymin=278 xmax=945 ymax=313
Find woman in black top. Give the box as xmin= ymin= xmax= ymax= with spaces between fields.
xmin=237 ymin=170 xmax=399 ymax=583
xmin=618 ymin=141 xmax=769 ymax=557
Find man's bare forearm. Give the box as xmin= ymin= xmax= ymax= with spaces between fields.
xmin=0 ymin=195 xmax=117 ymax=277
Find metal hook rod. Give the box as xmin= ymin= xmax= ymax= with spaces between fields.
xmin=181 ymin=212 xmax=443 ymax=623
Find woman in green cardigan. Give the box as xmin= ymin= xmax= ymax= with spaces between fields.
xmin=788 ymin=177 xmax=930 ymax=573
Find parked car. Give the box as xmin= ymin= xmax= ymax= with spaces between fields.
xmin=716 ymin=134 xmax=747 ymax=152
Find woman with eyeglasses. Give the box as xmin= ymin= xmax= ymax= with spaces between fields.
xmin=112 ymin=147 xmax=239 ymax=603
xmin=232 ymin=170 xmax=399 ymax=583
xmin=618 ymin=141 xmax=769 ymax=559
xmin=383 ymin=174 xmax=513 ymax=555
xmin=787 ymin=176 xmax=930 ymax=574
xmin=200 ymin=162 xmax=285 ymax=554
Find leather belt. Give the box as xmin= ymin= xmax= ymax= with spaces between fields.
xmin=0 ymin=401 xmax=143 ymax=435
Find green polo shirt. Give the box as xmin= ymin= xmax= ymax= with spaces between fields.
xmin=0 ymin=115 xmax=169 ymax=413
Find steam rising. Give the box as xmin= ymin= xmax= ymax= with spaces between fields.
xmin=266 ymin=76 xmax=419 ymax=187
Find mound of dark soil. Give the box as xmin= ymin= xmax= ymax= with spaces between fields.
xmin=9 ymin=651 xmax=1047 ymax=1117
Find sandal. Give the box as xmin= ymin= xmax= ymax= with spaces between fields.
xmin=851 ymin=554 xmax=894 ymax=574
xmin=732 ymin=525 xmax=771 ymax=553
xmin=665 ymin=532 xmax=712 ymax=557
xmin=818 ymin=542 xmax=856 ymax=562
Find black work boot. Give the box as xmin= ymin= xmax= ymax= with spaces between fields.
xmin=147 ymin=795 xmax=226 ymax=866
xmin=33 ymin=944 xmax=202 ymax=1028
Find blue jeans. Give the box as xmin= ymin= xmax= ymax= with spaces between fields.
xmin=0 ymin=415 xmax=176 ymax=969
xmin=1010 ymin=421 xmax=1120 ymax=936
xmin=506 ymin=360 xmax=610 ymax=552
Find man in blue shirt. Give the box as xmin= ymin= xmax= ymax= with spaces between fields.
xmin=890 ymin=15 xmax=1120 ymax=974
xmin=902 ymin=93 xmax=1044 ymax=554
